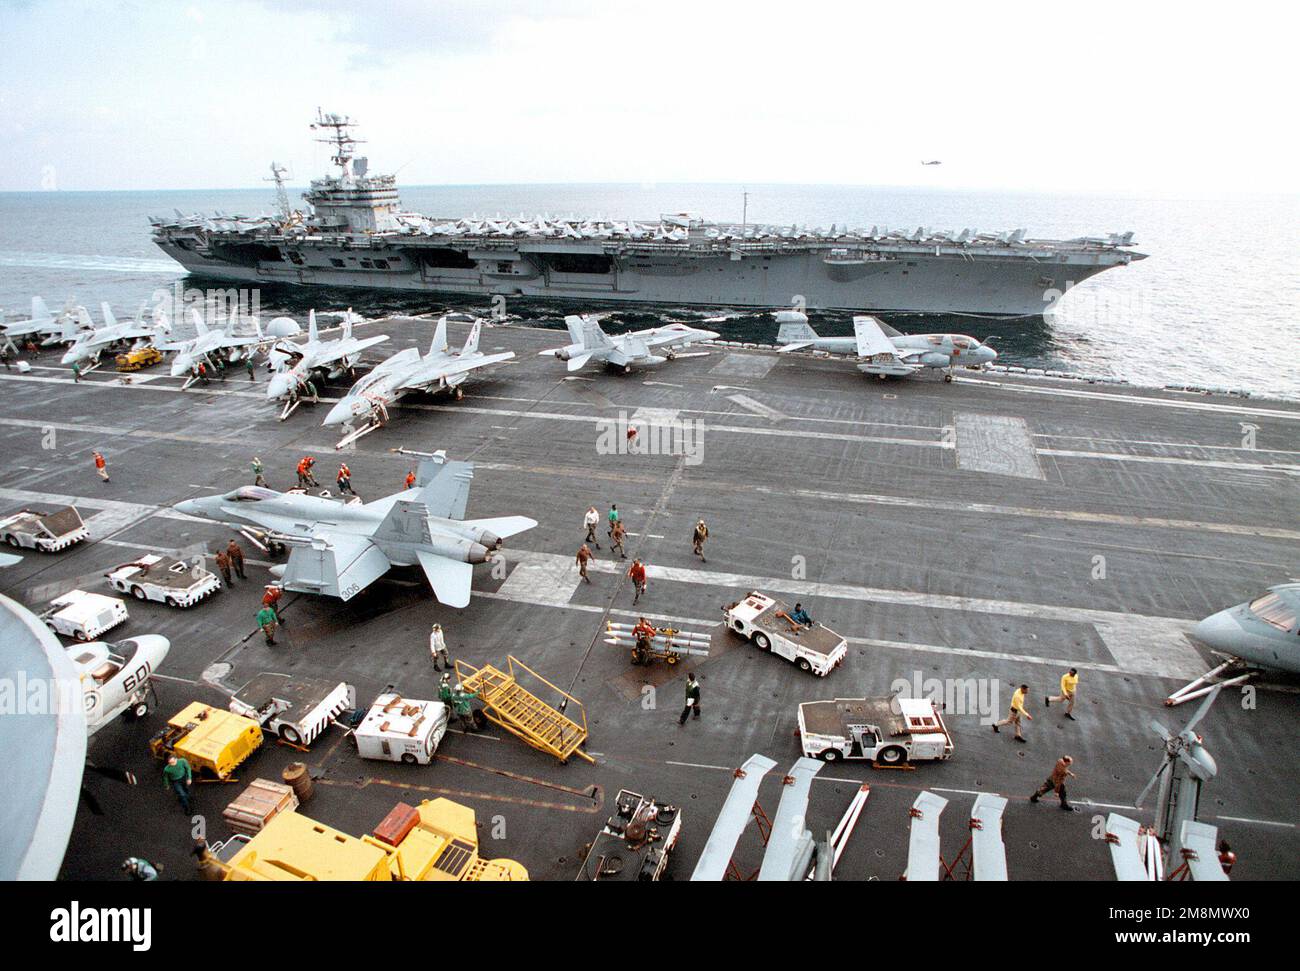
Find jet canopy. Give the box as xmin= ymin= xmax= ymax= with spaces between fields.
xmin=223 ymin=486 xmax=279 ymax=502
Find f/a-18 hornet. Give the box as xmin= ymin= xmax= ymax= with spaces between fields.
xmin=174 ymin=452 xmax=535 ymax=608
xmin=539 ymin=314 xmax=718 ymax=373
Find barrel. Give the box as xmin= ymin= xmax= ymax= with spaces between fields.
xmin=281 ymin=762 xmax=313 ymax=803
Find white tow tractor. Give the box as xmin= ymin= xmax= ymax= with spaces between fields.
xmin=68 ymin=635 xmax=171 ymax=732
xmin=722 ymin=591 xmax=847 ymax=676
xmin=0 ymin=505 xmax=89 ymax=552
xmin=105 ymin=553 xmax=222 ymax=607
xmin=798 ymin=696 xmax=954 ymax=766
xmin=228 ymin=672 xmax=355 ymax=747
xmin=353 ymin=691 xmax=449 ymax=765
xmin=40 ymin=590 xmax=129 ymax=641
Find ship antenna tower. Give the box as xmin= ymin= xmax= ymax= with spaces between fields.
xmin=310 ymin=108 xmax=365 ymax=177
xmin=265 ymin=162 xmax=292 ymax=221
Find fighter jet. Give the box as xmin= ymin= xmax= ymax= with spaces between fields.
xmin=60 ymin=303 xmax=171 ymax=366
xmin=1 ymin=297 xmax=90 ymax=347
xmin=775 ymin=310 xmax=997 ymax=382
xmin=1166 ymin=583 xmax=1300 ymax=706
xmin=539 ymin=314 xmax=719 ymax=373
xmin=158 ymin=309 xmax=267 ymax=382
xmin=173 ymin=452 xmax=535 ymax=608
xmin=323 ymin=316 xmax=514 ymax=448
xmin=265 ymin=310 xmax=389 ymax=418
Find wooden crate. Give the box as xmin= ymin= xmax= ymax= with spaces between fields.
xmin=223 ymin=778 xmax=299 ymax=836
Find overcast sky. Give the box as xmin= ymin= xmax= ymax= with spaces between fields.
xmin=1 ymin=0 xmax=1294 ymax=194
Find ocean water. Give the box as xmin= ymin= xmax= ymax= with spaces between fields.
xmin=0 ymin=184 xmax=1296 ymax=399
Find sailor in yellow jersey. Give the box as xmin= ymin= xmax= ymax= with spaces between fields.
xmin=1046 ymin=668 xmax=1079 ymax=720
xmin=993 ymin=683 xmax=1033 ymax=742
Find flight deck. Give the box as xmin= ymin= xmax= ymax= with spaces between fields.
xmin=0 ymin=314 xmax=1296 ymax=881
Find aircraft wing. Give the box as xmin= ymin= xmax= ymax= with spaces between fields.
xmin=315 ymin=334 xmax=390 ymax=367
xmin=777 ymin=340 xmax=817 ymax=353
xmin=642 ymin=325 xmax=718 ymax=349
xmin=854 ymin=315 xmax=919 ymax=376
xmin=608 ymin=336 xmax=652 ymax=367
xmin=394 ymin=351 xmax=515 ymax=392
xmin=281 ymin=534 xmax=391 ymax=601
xmin=415 ymin=551 xmax=474 ymax=608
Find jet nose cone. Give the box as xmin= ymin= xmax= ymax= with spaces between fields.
xmin=267 ymin=375 xmax=288 ymax=400
xmin=323 ymin=400 xmax=352 ymax=426
xmin=980 ymin=345 xmax=998 ymax=363
xmin=175 ymin=498 xmax=201 ymax=517
xmin=60 ymin=348 xmax=79 ymax=365
xmin=1192 ymin=610 xmax=1241 ymax=653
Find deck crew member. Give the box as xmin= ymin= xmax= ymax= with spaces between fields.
xmin=251 ymin=456 xmax=267 ymax=487
xmin=261 ymin=585 xmax=285 ymax=625
xmin=245 ymin=358 xmax=256 ymax=380
xmin=450 ymin=683 xmax=479 ymax=732
xmin=993 ymin=683 xmax=1033 ymax=742
xmin=1030 ymin=755 xmax=1077 ymax=811
xmin=692 ymin=519 xmax=709 ymax=561
xmin=72 ymin=362 xmax=81 ymax=382
xmin=607 ymin=504 xmax=620 ymax=538
xmin=438 ymin=673 xmax=453 ymax=705
xmin=610 ymin=520 xmax=628 ymax=559
xmin=679 ymin=672 xmax=701 ymax=724
xmin=583 ymin=505 xmax=601 ymax=548
xmin=226 ymin=539 xmax=246 ymax=580
xmin=633 ymin=617 xmax=656 ymax=664
xmin=296 ymin=456 xmax=318 ymax=488
xmin=628 ymin=558 xmax=648 ymax=605
xmin=404 ymin=469 xmax=416 ymax=490
xmin=575 ymin=543 xmax=593 ymax=583
xmin=162 ymin=754 xmax=193 ymax=813
xmin=337 ymin=462 xmax=355 ymax=495
xmin=257 ymin=603 xmax=279 ymax=645
xmin=214 ymin=549 xmax=233 ymax=586
xmin=429 ymin=622 xmax=451 ymax=671
xmin=1046 ymin=668 xmax=1079 ymax=720
xmin=93 ymin=450 xmax=109 ymax=482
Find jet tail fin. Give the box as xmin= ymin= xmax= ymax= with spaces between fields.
xmin=568 ymin=314 xmax=612 ymax=350
xmin=372 ymin=497 xmax=435 ymax=546
xmin=776 ymin=311 xmax=819 ymax=346
xmin=190 ymin=308 xmax=208 ymax=336
xmin=100 ymin=302 xmax=118 ymax=329
xmin=430 ymin=316 xmax=449 ymax=355
xmin=460 ymin=319 xmax=481 ymax=355
xmin=308 ymin=309 xmax=319 ymax=343
xmin=32 ymin=296 xmax=52 ymax=323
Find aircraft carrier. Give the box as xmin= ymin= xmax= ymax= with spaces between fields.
xmin=149 ymin=113 xmax=1146 ymax=317
xmin=1 ymin=313 xmax=1297 ymax=881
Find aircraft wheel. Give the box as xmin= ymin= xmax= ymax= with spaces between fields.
xmin=130 ymin=701 xmax=150 ymax=720
xmin=753 ymin=631 xmax=771 ymax=651
xmin=622 ymin=365 xmax=632 ymax=375
xmin=666 ymin=352 xmax=676 ymax=361
xmin=944 ymin=373 xmax=953 ymax=383
xmin=401 ymin=753 xmax=418 ymax=765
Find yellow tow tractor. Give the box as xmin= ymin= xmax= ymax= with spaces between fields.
xmin=209 ymin=798 xmax=528 ymax=881
xmin=115 ymin=346 xmax=162 ymax=372
xmin=148 ymin=702 xmax=264 ymax=780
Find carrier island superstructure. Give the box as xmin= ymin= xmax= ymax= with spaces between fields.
xmin=150 ymin=112 xmax=1145 ymax=317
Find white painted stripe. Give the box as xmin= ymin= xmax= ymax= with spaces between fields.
xmin=1213 ymin=815 xmax=1295 ymax=829
xmin=1042 ymin=448 xmax=1300 ymax=474
xmin=769 ymin=485 xmax=1300 ymax=542
xmin=960 ymin=376 xmax=1300 ymax=421
xmin=727 ymin=393 xmax=787 ymax=422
